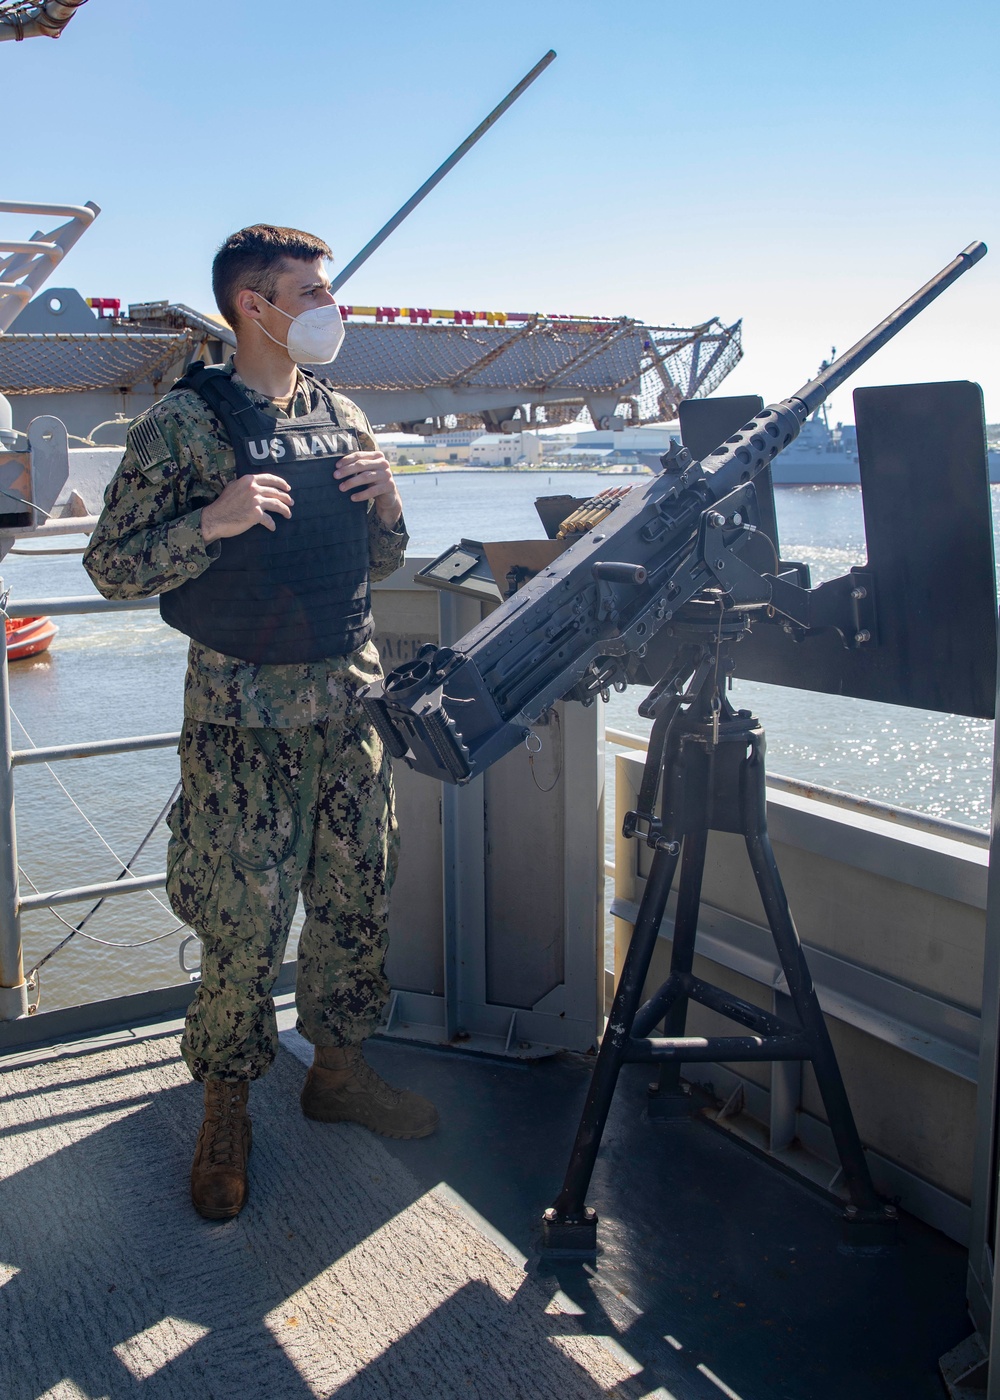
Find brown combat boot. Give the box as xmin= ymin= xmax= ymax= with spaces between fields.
xmin=300 ymin=1045 xmax=439 ymax=1139
xmin=190 ymin=1079 xmax=252 ymax=1220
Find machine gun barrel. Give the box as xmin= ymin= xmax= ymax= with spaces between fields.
xmin=703 ymin=241 xmax=987 ymax=505
xmin=364 ymin=243 xmax=988 ymax=785
xmin=791 ymin=241 xmax=986 ymax=418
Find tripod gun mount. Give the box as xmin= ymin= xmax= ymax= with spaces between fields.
xmin=543 ymin=599 xmax=898 ymax=1257
xmin=362 ymin=241 xmax=987 ymax=785
xmin=361 ymin=242 xmax=989 ymax=1259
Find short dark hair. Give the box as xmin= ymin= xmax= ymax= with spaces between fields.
xmin=212 ymin=224 xmax=332 ymax=329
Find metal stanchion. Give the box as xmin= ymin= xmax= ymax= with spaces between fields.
xmin=0 ymin=579 xmax=27 ymax=1018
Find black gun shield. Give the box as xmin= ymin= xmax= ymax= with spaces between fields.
xmin=680 ymin=395 xmax=779 ymax=551
xmin=732 ymin=381 xmax=996 ymax=719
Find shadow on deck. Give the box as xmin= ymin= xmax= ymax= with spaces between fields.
xmin=0 ymin=1009 xmax=968 ymax=1400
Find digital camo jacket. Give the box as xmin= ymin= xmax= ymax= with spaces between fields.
xmin=83 ymin=360 xmax=408 ymax=728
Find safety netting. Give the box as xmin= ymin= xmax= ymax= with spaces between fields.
xmin=0 ymin=314 xmax=742 ymax=421
xmin=635 ymin=321 xmax=744 ymax=421
xmin=0 ymin=332 xmax=195 ymax=394
xmin=319 ymin=316 xmax=742 ymax=422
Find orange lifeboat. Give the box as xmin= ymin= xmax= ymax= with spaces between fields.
xmin=5 ymin=615 xmax=58 ymax=662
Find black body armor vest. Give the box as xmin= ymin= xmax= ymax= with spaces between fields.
xmin=159 ymin=365 xmax=373 ymax=664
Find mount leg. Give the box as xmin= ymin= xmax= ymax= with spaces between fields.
xmin=541 ymin=837 xmax=682 ymax=1255
xmin=541 ymin=626 xmax=895 ymax=1261
xmin=741 ymin=733 xmax=896 ymax=1242
xmin=647 ymin=824 xmax=708 ymax=1119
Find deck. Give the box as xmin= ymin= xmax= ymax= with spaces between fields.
xmin=0 ymin=999 xmax=967 ymax=1400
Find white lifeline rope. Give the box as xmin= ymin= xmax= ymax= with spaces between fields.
xmin=20 ymin=865 xmax=186 ymax=950
xmin=9 ymin=704 xmax=179 ymax=921
xmin=21 ymin=779 xmax=186 ymax=1014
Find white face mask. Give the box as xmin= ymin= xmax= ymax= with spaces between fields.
xmin=253 ymin=295 xmax=345 ymax=364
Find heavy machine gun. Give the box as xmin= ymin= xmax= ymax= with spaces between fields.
xmin=363 ymin=241 xmax=989 ymax=783
xmin=365 ymin=242 xmax=991 ymax=1259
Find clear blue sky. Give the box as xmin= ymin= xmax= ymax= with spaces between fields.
xmin=4 ymin=0 xmax=997 ymax=423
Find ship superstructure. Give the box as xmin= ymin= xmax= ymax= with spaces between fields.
xmin=0 ymin=286 xmax=743 ymax=446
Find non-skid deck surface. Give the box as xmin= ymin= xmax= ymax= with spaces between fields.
xmin=0 ymin=1033 xmax=636 ymax=1400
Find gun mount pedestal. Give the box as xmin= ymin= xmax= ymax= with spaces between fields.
xmin=541 ymin=608 xmax=898 ymax=1259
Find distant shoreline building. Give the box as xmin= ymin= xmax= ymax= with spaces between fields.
xmin=381 ymin=422 xmax=686 ymax=470
xmin=468 ymin=433 xmax=538 ymax=467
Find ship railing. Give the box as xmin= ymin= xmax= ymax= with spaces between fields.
xmin=0 ymin=199 xmax=100 ymax=334
xmin=606 ymin=724 xmax=987 ymax=846
xmin=0 ymin=591 xmax=177 ymax=1019
xmin=0 ymin=558 xmax=607 ymax=1067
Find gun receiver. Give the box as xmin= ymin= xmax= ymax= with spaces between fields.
xmin=363 ymin=243 xmax=987 ymax=784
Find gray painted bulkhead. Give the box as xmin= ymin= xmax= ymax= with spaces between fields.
xmin=373 ymin=568 xmax=604 ymax=1056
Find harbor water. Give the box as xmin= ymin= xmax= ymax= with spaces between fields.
xmin=3 ymin=471 xmax=997 ymax=1012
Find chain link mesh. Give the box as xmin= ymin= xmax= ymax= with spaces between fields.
xmin=0 ymin=332 xmax=194 ymax=394
xmin=322 ymin=316 xmax=741 ymax=423
xmin=0 ymin=315 xmax=741 ymax=421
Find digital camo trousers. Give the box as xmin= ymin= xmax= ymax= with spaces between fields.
xmin=166 ymin=714 xmax=398 ymax=1082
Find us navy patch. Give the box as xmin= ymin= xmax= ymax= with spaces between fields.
xmin=245 ymin=430 xmax=357 ymax=464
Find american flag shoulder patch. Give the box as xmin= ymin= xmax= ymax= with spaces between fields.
xmin=128 ymin=412 xmax=173 ymax=473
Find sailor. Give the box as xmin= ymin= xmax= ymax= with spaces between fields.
xmin=83 ymin=224 xmax=438 ymax=1220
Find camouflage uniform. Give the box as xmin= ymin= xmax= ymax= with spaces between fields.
xmin=83 ymin=360 xmax=407 ymax=1081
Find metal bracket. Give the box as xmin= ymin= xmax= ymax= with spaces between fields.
xmin=841 ymin=1202 xmax=899 ymax=1250
xmin=768 ymin=566 xmax=879 ymax=648
xmin=696 ymin=487 xmax=773 ymax=607
xmin=622 ymin=808 xmax=661 ymax=846
xmin=539 ymin=1206 xmax=598 ymax=1258
xmin=26 ymin=416 xmax=70 ymax=525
